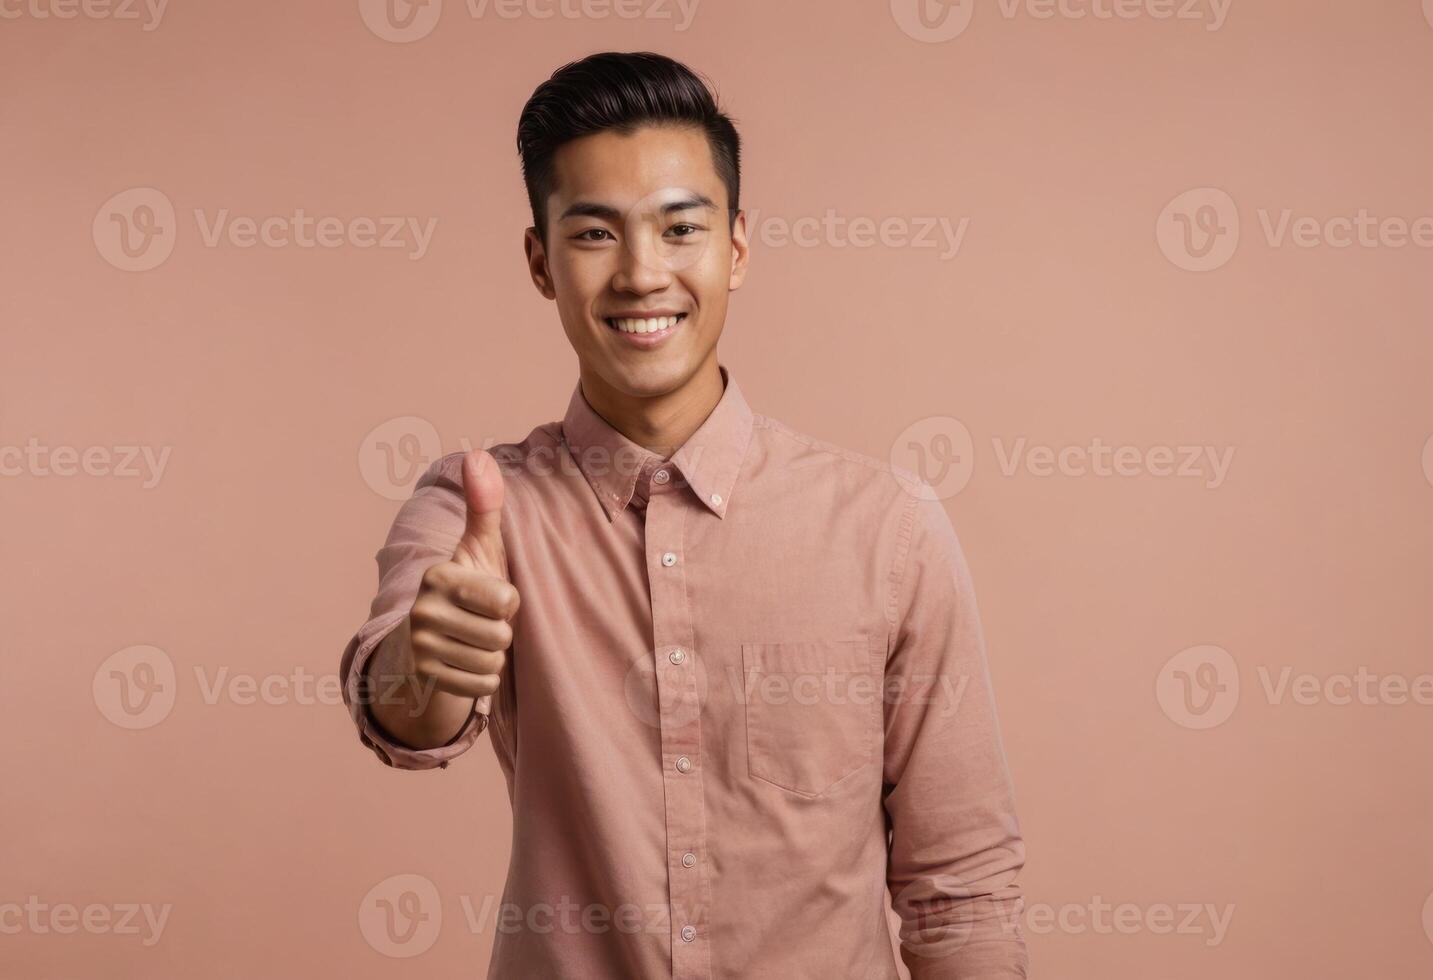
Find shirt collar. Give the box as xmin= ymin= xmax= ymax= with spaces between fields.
xmin=560 ymin=362 xmax=754 ymax=522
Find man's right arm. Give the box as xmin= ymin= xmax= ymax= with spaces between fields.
xmin=339 ymin=450 xmax=518 ymax=771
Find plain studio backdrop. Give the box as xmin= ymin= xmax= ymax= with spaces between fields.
xmin=2 ymin=1 xmax=1431 ymax=977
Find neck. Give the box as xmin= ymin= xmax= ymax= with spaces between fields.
xmin=578 ymin=355 xmax=725 ymax=459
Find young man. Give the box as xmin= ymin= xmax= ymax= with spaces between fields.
xmin=340 ymin=51 xmax=1028 ymax=979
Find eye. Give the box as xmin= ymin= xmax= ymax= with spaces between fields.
xmin=575 ymin=228 xmax=614 ymax=242
xmin=666 ymin=223 xmax=705 ymax=239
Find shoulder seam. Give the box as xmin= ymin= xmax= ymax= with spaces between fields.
xmin=885 ymin=491 xmax=922 ymax=641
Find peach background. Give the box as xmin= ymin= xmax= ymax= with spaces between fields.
xmin=3 ymin=1 xmax=1432 ymax=977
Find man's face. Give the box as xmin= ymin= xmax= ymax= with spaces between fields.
xmin=525 ymin=124 xmax=748 ymax=399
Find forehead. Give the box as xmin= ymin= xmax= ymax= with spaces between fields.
xmin=547 ymin=124 xmax=726 ymax=212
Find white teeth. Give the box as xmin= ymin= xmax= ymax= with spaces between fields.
xmin=611 ymin=315 xmax=680 ymax=334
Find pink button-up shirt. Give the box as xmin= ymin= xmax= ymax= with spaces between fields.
xmin=340 ymin=364 xmax=1028 ymax=978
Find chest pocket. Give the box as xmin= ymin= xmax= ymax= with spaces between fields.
xmin=740 ymin=636 xmax=878 ymax=798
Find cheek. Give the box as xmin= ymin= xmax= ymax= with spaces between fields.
xmin=684 ymin=248 xmax=733 ymax=305
xmin=550 ymin=249 xmax=605 ymax=298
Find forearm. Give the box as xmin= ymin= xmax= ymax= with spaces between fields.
xmin=362 ymin=620 xmax=478 ymax=751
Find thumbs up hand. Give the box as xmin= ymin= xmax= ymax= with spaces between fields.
xmin=406 ymin=449 xmax=521 ymax=702
xmin=451 ymin=448 xmax=512 ymax=579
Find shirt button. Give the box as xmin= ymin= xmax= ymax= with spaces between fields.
xmin=675 ymin=756 xmax=692 ymax=773
xmin=710 ymin=492 xmax=722 ymax=506
xmin=681 ymin=925 xmax=697 ymax=942
xmin=661 ymin=552 xmax=677 ymax=566
xmin=681 ymin=851 xmax=697 ymax=868
xmin=669 ymin=648 xmax=685 ymax=665
xmin=652 ymin=469 xmax=670 ymax=485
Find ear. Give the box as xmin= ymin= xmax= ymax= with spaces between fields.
xmin=524 ymin=226 xmax=556 ymax=300
xmin=728 ymin=210 xmax=750 ymax=291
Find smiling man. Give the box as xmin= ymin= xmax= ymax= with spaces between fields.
xmin=340 ymin=51 xmax=1028 ymax=979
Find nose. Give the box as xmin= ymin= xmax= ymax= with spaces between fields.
xmin=611 ymin=218 xmax=675 ymax=295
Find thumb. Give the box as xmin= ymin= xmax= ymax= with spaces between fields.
xmin=452 ymin=449 xmax=508 ymax=578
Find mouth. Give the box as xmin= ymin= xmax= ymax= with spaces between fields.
xmin=603 ymin=313 xmax=688 ymax=346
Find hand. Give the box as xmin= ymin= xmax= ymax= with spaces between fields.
xmin=406 ymin=449 xmax=520 ymax=700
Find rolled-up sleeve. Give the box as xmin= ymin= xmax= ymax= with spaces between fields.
xmin=883 ymin=488 xmax=1028 ymax=978
xmin=339 ymin=454 xmax=490 ymax=771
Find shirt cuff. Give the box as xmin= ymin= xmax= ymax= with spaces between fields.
xmin=340 ymin=610 xmax=487 ymax=770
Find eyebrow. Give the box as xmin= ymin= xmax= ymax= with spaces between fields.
xmin=558 ymin=194 xmax=718 ymax=223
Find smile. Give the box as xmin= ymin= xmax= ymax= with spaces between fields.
xmin=604 ymin=313 xmax=687 ymax=335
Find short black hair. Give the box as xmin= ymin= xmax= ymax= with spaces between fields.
xmin=516 ymin=51 xmax=741 ymax=242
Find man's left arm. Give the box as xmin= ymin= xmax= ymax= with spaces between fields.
xmin=883 ymin=488 xmax=1028 ymax=979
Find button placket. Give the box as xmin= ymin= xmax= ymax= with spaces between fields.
xmin=645 ymin=484 xmax=713 ymax=979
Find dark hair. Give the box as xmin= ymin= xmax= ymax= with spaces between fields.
xmin=516 ymin=51 xmax=741 ymax=242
